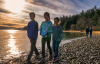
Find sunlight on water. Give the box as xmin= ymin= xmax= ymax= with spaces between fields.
xmin=7 ymin=39 xmax=20 ymax=55
xmin=5 ymin=30 xmax=21 ymax=59
xmin=7 ymin=30 xmax=19 ymax=33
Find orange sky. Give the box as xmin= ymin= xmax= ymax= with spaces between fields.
xmin=0 ymin=0 xmax=100 ymax=29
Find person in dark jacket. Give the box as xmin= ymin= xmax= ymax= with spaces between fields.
xmin=27 ymin=12 xmax=39 ymax=62
xmin=86 ymin=26 xmax=89 ymax=37
xmin=90 ymin=27 xmax=92 ymax=37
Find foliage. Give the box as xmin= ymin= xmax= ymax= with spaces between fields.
xmin=60 ymin=5 xmax=100 ymax=31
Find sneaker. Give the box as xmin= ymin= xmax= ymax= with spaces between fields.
xmin=57 ymin=55 xmax=59 ymax=58
xmin=40 ymin=58 xmax=45 ymax=62
xmin=52 ymin=58 xmax=57 ymax=62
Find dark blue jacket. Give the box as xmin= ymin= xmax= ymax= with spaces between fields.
xmin=86 ymin=28 xmax=89 ymax=33
xmin=90 ymin=29 xmax=92 ymax=34
xmin=27 ymin=21 xmax=38 ymax=39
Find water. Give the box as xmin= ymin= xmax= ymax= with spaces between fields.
xmin=0 ymin=30 xmax=85 ymax=60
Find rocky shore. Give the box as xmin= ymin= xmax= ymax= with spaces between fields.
xmin=0 ymin=34 xmax=100 ymax=64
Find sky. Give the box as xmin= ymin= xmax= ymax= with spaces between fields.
xmin=0 ymin=0 xmax=100 ymax=29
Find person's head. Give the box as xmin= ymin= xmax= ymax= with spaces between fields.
xmin=54 ymin=17 xmax=61 ymax=26
xmin=43 ymin=12 xmax=50 ymax=21
xmin=29 ymin=12 xmax=35 ymax=21
xmin=87 ymin=26 xmax=88 ymax=28
xmin=90 ymin=27 xmax=92 ymax=29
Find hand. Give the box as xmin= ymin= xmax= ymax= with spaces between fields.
xmin=40 ymin=32 xmax=41 ymax=35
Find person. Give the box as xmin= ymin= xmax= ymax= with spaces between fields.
xmin=26 ymin=12 xmax=39 ymax=62
xmin=52 ymin=17 xmax=63 ymax=62
xmin=40 ymin=12 xmax=52 ymax=62
xmin=86 ymin=26 xmax=89 ymax=37
xmin=90 ymin=27 xmax=92 ymax=37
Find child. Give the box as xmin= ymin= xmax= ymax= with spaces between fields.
xmin=27 ymin=12 xmax=39 ymax=62
xmin=40 ymin=12 xmax=52 ymax=62
xmin=90 ymin=27 xmax=92 ymax=37
xmin=86 ymin=26 xmax=89 ymax=37
xmin=52 ymin=17 xmax=63 ymax=62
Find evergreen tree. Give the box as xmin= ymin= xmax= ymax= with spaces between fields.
xmin=93 ymin=11 xmax=99 ymax=21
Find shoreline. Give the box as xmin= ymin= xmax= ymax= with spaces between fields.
xmin=63 ymin=30 xmax=100 ymax=34
xmin=60 ymin=35 xmax=87 ymax=46
xmin=0 ymin=34 xmax=100 ymax=63
xmin=0 ymin=36 xmax=86 ymax=63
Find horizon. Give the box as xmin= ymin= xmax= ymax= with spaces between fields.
xmin=0 ymin=0 xmax=100 ymax=29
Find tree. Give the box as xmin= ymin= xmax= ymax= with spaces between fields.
xmin=93 ymin=11 xmax=99 ymax=21
xmin=63 ymin=20 xmax=67 ymax=30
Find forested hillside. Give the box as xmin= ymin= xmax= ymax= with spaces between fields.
xmin=60 ymin=5 xmax=100 ymax=31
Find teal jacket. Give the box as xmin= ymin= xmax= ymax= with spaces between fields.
xmin=40 ymin=21 xmax=52 ymax=38
xmin=52 ymin=25 xmax=63 ymax=42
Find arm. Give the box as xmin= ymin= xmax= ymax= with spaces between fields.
xmin=27 ymin=22 xmax=35 ymax=39
xmin=40 ymin=22 xmax=43 ymax=35
xmin=27 ymin=22 xmax=31 ymax=39
xmin=56 ymin=26 xmax=63 ymax=42
xmin=47 ymin=22 xmax=53 ymax=34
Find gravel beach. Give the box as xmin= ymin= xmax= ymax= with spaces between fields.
xmin=0 ymin=34 xmax=100 ymax=64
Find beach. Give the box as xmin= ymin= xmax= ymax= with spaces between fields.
xmin=63 ymin=30 xmax=100 ymax=34
xmin=0 ymin=34 xmax=100 ymax=64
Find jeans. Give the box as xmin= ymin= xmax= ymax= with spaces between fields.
xmin=52 ymin=40 xmax=60 ymax=58
xmin=90 ymin=33 xmax=92 ymax=37
xmin=27 ymin=39 xmax=39 ymax=61
xmin=42 ymin=37 xmax=52 ymax=58
xmin=86 ymin=32 xmax=88 ymax=37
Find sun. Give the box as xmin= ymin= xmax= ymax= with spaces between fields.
xmin=4 ymin=0 xmax=25 ymax=13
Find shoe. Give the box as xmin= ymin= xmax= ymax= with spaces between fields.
xmin=52 ymin=58 xmax=57 ymax=62
xmin=57 ymin=55 xmax=59 ymax=58
xmin=49 ymin=55 xmax=53 ymax=60
xmin=40 ymin=58 xmax=45 ymax=62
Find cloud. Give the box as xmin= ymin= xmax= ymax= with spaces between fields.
xmin=1 ymin=0 xmax=100 ymax=29
xmin=25 ymin=0 xmax=100 ymax=15
xmin=25 ymin=0 xmax=75 ymax=14
xmin=0 ymin=0 xmax=4 ymax=4
xmin=0 ymin=8 xmax=11 ymax=13
xmin=0 ymin=13 xmax=28 ymax=28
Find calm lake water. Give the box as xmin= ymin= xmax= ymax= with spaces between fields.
xmin=0 ymin=30 xmax=85 ymax=59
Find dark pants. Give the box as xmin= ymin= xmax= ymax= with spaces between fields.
xmin=27 ymin=39 xmax=39 ymax=61
xmin=90 ymin=33 xmax=92 ymax=37
xmin=52 ymin=40 xmax=60 ymax=58
xmin=42 ymin=37 xmax=52 ymax=58
xmin=86 ymin=32 xmax=88 ymax=37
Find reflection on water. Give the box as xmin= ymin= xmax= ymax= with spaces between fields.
xmin=5 ymin=30 xmax=21 ymax=59
xmin=7 ymin=30 xmax=18 ymax=33
xmin=62 ymin=32 xmax=85 ymax=40
xmin=0 ymin=30 xmax=86 ymax=60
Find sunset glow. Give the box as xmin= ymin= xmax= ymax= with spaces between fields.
xmin=4 ymin=0 xmax=25 ymax=13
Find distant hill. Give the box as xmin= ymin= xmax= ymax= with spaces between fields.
xmin=60 ymin=5 xmax=100 ymax=31
xmin=0 ymin=26 xmax=22 ymax=30
xmin=23 ymin=26 xmax=28 ymax=30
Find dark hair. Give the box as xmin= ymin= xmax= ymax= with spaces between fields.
xmin=44 ymin=12 xmax=50 ymax=20
xmin=54 ymin=17 xmax=61 ymax=25
xmin=29 ymin=12 xmax=35 ymax=16
xmin=54 ymin=17 xmax=59 ymax=22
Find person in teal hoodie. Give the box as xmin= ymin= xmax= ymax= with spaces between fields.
xmin=52 ymin=17 xmax=63 ymax=62
xmin=40 ymin=12 xmax=52 ymax=62
xmin=27 ymin=12 xmax=39 ymax=62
